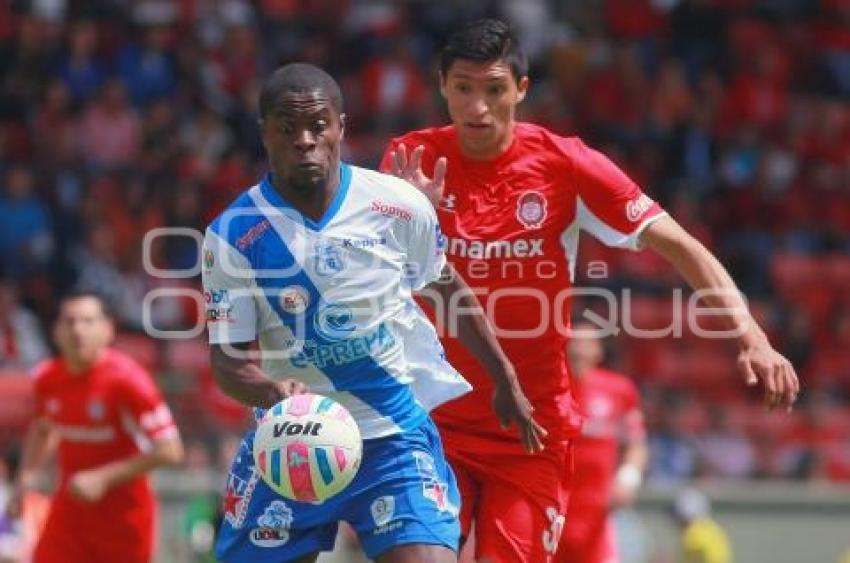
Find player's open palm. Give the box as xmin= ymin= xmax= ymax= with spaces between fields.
xmin=738 ymin=341 xmax=799 ymax=410
xmin=493 ymin=380 xmax=548 ymax=454
xmin=387 ymin=143 xmax=447 ymax=208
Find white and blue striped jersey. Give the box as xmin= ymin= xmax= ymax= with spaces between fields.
xmin=202 ymin=163 xmax=472 ymax=439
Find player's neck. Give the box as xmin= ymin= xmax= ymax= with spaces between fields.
xmin=457 ymin=122 xmax=515 ymax=161
xmin=65 ymin=349 xmax=106 ymax=374
xmin=272 ymin=167 xmax=341 ymax=223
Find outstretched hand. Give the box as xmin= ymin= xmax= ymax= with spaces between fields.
xmin=387 ymin=143 xmax=447 ymax=208
xmin=737 ymin=341 xmax=799 ymax=411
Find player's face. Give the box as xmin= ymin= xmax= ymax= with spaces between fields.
xmin=440 ymin=59 xmax=528 ymax=160
xmin=54 ymin=297 xmax=114 ymax=367
xmin=567 ymin=332 xmax=604 ymax=377
xmin=261 ymin=91 xmax=345 ymax=194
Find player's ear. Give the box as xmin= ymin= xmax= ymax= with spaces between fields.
xmin=339 ymin=113 xmax=346 ymax=139
xmin=438 ymin=72 xmax=448 ymax=99
xmin=516 ymin=76 xmax=529 ymax=104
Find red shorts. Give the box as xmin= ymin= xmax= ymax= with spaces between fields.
xmin=33 ymin=492 xmax=155 ymax=563
xmin=441 ymin=427 xmax=574 ymax=563
xmin=556 ymin=503 xmax=618 ymax=563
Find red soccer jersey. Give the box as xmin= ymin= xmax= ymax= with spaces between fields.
xmin=381 ymin=123 xmax=664 ymax=442
xmin=32 ymin=348 xmax=178 ymax=501
xmin=571 ymin=367 xmax=646 ymax=508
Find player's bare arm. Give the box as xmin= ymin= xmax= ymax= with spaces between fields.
xmin=387 ymin=142 xmax=446 ymax=208
xmin=421 ymin=264 xmax=547 ymax=453
xmin=640 ymin=215 xmax=800 ymax=410
xmin=7 ymin=415 xmax=55 ymax=518
xmin=610 ymin=422 xmax=648 ymax=508
xmin=68 ymin=435 xmax=185 ymax=503
xmin=210 ymin=342 xmax=308 ymax=408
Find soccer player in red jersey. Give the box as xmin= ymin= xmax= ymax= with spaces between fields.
xmin=557 ymin=321 xmax=648 ymax=563
xmin=380 ymin=18 xmax=798 ymax=563
xmin=7 ymin=292 xmax=184 ymax=563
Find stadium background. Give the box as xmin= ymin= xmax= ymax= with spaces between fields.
xmin=0 ymin=0 xmax=848 ymax=561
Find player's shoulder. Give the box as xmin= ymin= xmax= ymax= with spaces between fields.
xmin=206 ymin=180 xmax=264 ymax=238
xmin=31 ymin=358 xmax=62 ymax=386
xmin=516 ymin=122 xmax=586 ymax=157
xmin=349 ymin=164 xmax=435 ymax=218
xmin=100 ymin=348 xmax=154 ymax=386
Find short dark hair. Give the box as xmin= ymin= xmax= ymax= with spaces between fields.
xmin=59 ymin=289 xmax=113 ymax=319
xmin=440 ymin=18 xmax=528 ymax=82
xmin=258 ymin=63 xmax=343 ymax=118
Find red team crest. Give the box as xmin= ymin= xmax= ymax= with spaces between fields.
xmin=516 ymin=190 xmax=547 ymax=229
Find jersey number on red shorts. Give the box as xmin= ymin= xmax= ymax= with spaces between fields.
xmin=542 ymin=506 xmax=565 ymax=555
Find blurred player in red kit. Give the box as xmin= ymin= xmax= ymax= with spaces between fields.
xmin=7 ymin=291 xmax=184 ymax=563
xmin=556 ymin=321 xmax=648 ymax=563
xmin=381 ymin=18 xmax=798 ymax=563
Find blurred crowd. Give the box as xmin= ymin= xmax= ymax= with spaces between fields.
xmin=0 ymin=0 xmax=849 ymax=484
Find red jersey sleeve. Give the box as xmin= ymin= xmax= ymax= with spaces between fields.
xmin=117 ymin=366 xmax=179 ymax=444
xmin=560 ymin=137 xmax=667 ymax=250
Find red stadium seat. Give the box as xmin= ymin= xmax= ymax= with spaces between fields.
xmin=770 ymin=254 xmax=823 ymax=297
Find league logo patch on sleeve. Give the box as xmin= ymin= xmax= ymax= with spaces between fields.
xmin=516 ymin=190 xmax=548 ymax=230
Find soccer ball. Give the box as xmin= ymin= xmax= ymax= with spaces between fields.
xmin=253 ymin=393 xmax=362 ymax=503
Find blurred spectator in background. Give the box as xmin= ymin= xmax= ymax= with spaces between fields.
xmin=117 ymin=24 xmax=177 ymax=107
xmin=77 ymin=79 xmax=141 ymax=171
xmin=648 ymin=394 xmax=699 ymax=484
xmin=58 ymin=20 xmax=106 ymax=104
xmin=695 ymin=407 xmax=756 ymax=480
xmin=0 ymin=278 xmax=49 ymax=372
xmin=673 ymin=488 xmax=732 ymax=563
xmin=0 ymin=165 xmax=54 ymax=280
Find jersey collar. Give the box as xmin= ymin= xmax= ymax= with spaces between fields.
xmin=260 ymin=163 xmax=352 ymax=231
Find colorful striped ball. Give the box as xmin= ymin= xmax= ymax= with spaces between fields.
xmin=253 ymin=393 xmax=362 ymax=504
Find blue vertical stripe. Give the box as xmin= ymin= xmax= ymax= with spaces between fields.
xmin=316 ymin=397 xmax=335 ymax=414
xmin=271 ymin=448 xmax=281 ymax=486
xmin=315 ymin=448 xmax=335 ymax=485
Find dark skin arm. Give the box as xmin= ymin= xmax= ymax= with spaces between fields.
xmin=210 ymin=342 xmax=308 ymax=408
xmin=420 ymin=264 xmax=548 ymax=453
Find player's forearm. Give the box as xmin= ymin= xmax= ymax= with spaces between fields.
xmin=93 ymin=437 xmax=184 ymax=490
xmin=621 ymin=440 xmax=649 ymax=474
xmin=210 ymin=344 xmax=289 ymax=408
xmin=425 ymin=266 xmax=517 ymax=387
xmin=643 ymin=217 xmax=769 ymax=350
